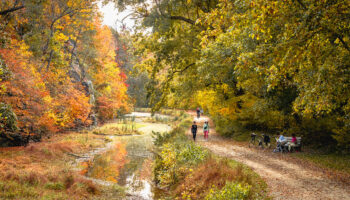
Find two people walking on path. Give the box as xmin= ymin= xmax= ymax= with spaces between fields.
xmin=196 ymin=107 xmax=203 ymax=119
xmin=191 ymin=120 xmax=209 ymax=141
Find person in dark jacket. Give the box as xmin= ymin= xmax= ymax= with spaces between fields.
xmin=263 ymin=134 xmax=271 ymax=148
xmin=196 ymin=107 xmax=200 ymax=119
xmin=191 ymin=121 xmax=198 ymax=141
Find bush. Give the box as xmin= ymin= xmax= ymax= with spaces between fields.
xmin=177 ymin=143 xmax=207 ymax=165
xmin=153 ymin=110 xmax=267 ymax=199
xmin=153 ymin=112 xmax=209 ymax=188
xmin=205 ymin=182 xmax=251 ymax=200
xmin=45 ymin=182 xmax=64 ymax=190
xmin=152 ymin=131 xmax=173 ymax=147
xmin=154 ymin=142 xmax=209 ymax=188
xmin=0 ymin=103 xmax=18 ymax=133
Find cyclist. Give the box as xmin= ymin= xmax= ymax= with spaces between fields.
xmin=249 ymin=132 xmax=257 ymax=147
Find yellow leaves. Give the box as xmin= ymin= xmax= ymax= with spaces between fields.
xmin=54 ymin=32 xmax=69 ymax=42
xmin=67 ymin=0 xmax=73 ymax=7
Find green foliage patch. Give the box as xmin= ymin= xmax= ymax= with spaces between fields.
xmin=205 ymin=182 xmax=251 ymax=200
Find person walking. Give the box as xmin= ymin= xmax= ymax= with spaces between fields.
xmin=203 ymin=121 xmax=209 ymax=140
xmin=196 ymin=107 xmax=200 ymax=119
xmin=191 ymin=121 xmax=198 ymax=141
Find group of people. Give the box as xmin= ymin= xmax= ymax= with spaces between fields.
xmin=192 ymin=107 xmax=298 ymax=150
xmin=191 ymin=121 xmax=209 ymax=141
xmin=250 ymin=132 xmax=298 ymax=152
xmin=276 ymin=133 xmax=298 ymax=152
xmin=196 ymin=107 xmax=203 ymax=119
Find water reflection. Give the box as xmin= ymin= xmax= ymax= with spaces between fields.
xmin=87 ymin=142 xmax=128 ymax=183
xmin=82 ymin=120 xmax=171 ymax=199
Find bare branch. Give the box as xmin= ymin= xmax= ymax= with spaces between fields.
xmin=0 ymin=5 xmax=24 ymax=16
xmin=169 ymin=16 xmax=196 ymax=25
xmin=173 ymin=63 xmax=195 ymax=74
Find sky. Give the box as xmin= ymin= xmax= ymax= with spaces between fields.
xmin=98 ymin=2 xmax=136 ymax=32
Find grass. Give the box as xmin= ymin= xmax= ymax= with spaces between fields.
xmin=174 ymin=157 xmax=268 ymax=200
xmin=134 ymin=107 xmax=184 ymax=116
xmin=0 ymin=129 xmax=126 ymax=199
xmin=228 ymin=128 xmax=350 ymax=183
xmin=152 ymin=112 xmax=269 ymax=200
xmin=291 ymin=152 xmax=350 ymax=175
xmin=229 ymin=128 xmax=350 ymax=176
xmin=91 ymin=121 xmax=144 ymax=135
xmin=144 ymin=115 xmax=174 ymax=124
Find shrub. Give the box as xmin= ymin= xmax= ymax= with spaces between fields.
xmin=45 ymin=182 xmax=65 ymax=190
xmin=175 ymin=159 xmax=252 ymax=199
xmin=205 ymin=182 xmax=251 ymax=200
xmin=152 ymin=131 xmax=174 ymax=147
xmin=153 ymin=131 xmax=208 ymax=188
xmin=177 ymin=143 xmax=208 ymax=165
xmin=0 ymin=103 xmax=18 ymax=133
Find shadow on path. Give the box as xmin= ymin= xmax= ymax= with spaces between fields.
xmin=186 ymin=111 xmax=350 ymax=200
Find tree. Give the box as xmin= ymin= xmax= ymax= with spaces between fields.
xmin=128 ymin=0 xmax=350 ymax=151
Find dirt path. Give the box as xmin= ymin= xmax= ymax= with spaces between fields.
xmin=188 ymin=111 xmax=350 ymax=200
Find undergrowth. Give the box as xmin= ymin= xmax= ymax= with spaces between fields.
xmin=0 ymin=131 xmax=124 ymax=199
xmin=152 ymin=113 xmax=268 ymax=200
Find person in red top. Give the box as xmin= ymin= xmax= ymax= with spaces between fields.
xmin=288 ymin=134 xmax=297 ymax=152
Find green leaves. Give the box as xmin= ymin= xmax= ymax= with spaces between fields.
xmin=129 ymin=0 xmax=350 ymax=150
xmin=0 ymin=103 xmax=18 ymax=134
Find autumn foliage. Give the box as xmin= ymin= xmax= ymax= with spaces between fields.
xmin=0 ymin=0 xmax=130 ymax=144
xmin=129 ymin=0 xmax=350 ymax=151
xmin=92 ymin=23 xmax=130 ymax=122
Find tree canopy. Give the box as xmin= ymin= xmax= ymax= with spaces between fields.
xmin=124 ymin=0 xmax=350 ymax=151
xmin=0 ymin=0 xmax=130 ymax=145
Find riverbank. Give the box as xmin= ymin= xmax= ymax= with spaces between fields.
xmin=0 ymin=118 xmax=149 ymax=200
xmin=0 ymin=132 xmax=110 ymax=199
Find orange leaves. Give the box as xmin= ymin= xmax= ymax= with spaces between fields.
xmin=0 ymin=40 xmax=54 ymax=135
xmin=0 ymin=0 xmax=131 ymax=140
xmin=91 ymin=19 xmax=130 ymax=121
xmin=84 ymin=142 xmax=129 ymax=183
xmin=53 ymin=85 xmax=92 ymax=128
xmin=0 ymin=38 xmax=92 ymax=135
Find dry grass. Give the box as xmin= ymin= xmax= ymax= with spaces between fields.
xmin=0 ymin=131 xmax=107 ymax=199
xmin=91 ymin=122 xmax=143 ymax=135
xmin=174 ymin=157 xmax=267 ymax=200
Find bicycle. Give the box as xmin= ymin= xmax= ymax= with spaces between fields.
xmin=249 ymin=133 xmax=257 ymax=148
xmin=249 ymin=133 xmax=264 ymax=149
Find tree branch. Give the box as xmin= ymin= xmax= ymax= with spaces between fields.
xmin=295 ymin=0 xmax=306 ymax=10
xmin=169 ymin=15 xmax=196 ymax=25
xmin=0 ymin=5 xmax=24 ymax=16
xmin=173 ymin=63 xmax=195 ymax=74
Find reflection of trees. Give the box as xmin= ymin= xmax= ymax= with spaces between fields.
xmin=89 ymin=142 xmax=129 ymax=182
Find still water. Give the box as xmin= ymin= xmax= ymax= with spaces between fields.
xmin=81 ymin=113 xmax=171 ymax=199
